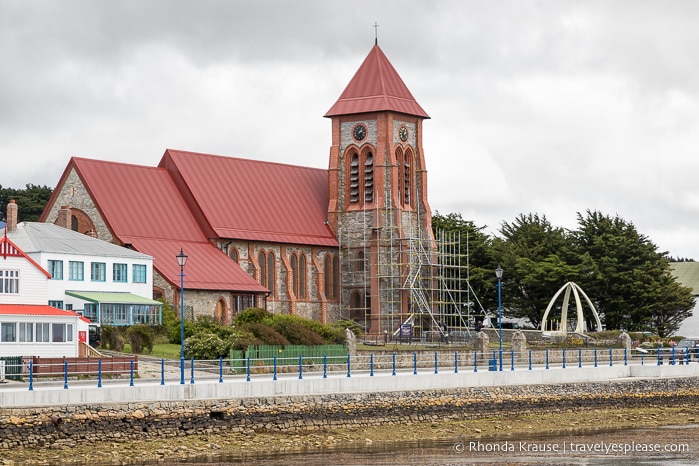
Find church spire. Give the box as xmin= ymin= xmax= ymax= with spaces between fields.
xmin=324 ymin=45 xmax=429 ymax=118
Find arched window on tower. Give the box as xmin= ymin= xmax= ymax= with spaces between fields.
xmin=349 ymin=291 xmax=365 ymax=322
xmin=396 ymin=148 xmax=404 ymax=204
xmin=356 ymin=250 xmax=365 ymax=273
xmin=348 ymin=149 xmax=375 ymax=205
xmin=229 ymin=247 xmax=239 ymax=264
xmin=349 ymin=152 xmax=360 ymax=203
xmin=403 ymin=149 xmax=413 ymax=206
xmin=364 ymin=152 xmax=374 ymax=203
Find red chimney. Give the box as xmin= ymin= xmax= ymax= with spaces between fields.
xmin=56 ymin=205 xmax=71 ymax=229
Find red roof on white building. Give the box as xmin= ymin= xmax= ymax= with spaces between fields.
xmin=0 ymin=304 xmax=85 ymax=319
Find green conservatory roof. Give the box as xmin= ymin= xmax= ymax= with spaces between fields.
xmin=65 ymin=291 xmax=161 ymax=306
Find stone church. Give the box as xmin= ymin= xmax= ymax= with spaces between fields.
xmin=41 ymin=44 xmax=436 ymax=335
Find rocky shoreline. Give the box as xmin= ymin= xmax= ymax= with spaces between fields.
xmin=1 ymin=404 xmax=697 ymax=465
xmin=2 ymin=377 xmax=698 ymax=464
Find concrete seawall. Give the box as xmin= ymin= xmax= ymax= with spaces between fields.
xmin=1 ymin=363 xmax=698 ymax=449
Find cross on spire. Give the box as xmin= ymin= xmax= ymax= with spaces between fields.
xmin=373 ymin=22 xmax=379 ymax=45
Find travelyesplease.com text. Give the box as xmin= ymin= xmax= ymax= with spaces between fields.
xmin=454 ymin=440 xmax=690 ymax=455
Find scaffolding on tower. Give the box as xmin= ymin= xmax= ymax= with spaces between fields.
xmin=338 ymin=182 xmax=479 ymax=342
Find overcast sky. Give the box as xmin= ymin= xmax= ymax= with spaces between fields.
xmin=2 ymin=1 xmax=699 ymax=260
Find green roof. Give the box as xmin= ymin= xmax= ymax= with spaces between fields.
xmin=670 ymin=262 xmax=699 ymax=296
xmin=65 ymin=291 xmax=162 ymax=306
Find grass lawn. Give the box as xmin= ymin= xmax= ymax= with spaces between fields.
xmin=121 ymin=342 xmax=182 ymax=360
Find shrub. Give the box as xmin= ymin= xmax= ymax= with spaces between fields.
xmin=229 ymin=329 xmax=260 ymax=351
xmin=126 ymin=324 xmax=154 ymax=354
xmin=265 ymin=314 xmax=345 ymax=344
xmin=246 ymin=322 xmax=290 ymax=346
xmin=100 ymin=325 xmax=125 ymax=352
xmin=235 ymin=307 xmax=273 ymax=325
xmin=184 ymin=332 xmax=231 ymax=360
xmin=269 ymin=319 xmax=326 ymax=345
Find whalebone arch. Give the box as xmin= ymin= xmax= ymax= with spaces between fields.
xmin=541 ymin=281 xmax=603 ymax=336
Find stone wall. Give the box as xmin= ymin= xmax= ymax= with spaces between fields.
xmin=2 ymin=377 xmax=698 ymax=449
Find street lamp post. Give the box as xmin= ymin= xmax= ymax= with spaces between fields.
xmin=495 ymin=264 xmax=503 ymax=372
xmin=176 ymin=249 xmax=188 ymax=385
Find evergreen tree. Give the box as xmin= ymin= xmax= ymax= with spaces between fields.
xmin=570 ymin=210 xmax=694 ymax=335
xmin=495 ymin=213 xmax=581 ymax=328
xmin=0 ymin=184 xmax=53 ymax=222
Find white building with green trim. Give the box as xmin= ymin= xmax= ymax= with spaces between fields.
xmin=8 ymin=222 xmax=162 ymax=326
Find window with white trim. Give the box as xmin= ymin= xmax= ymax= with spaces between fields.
xmin=19 ymin=322 xmax=33 ymax=342
xmin=1 ymin=322 xmax=16 ymax=342
xmin=0 ymin=269 xmax=19 ymax=294
xmin=36 ymin=323 xmax=50 ymax=342
xmin=51 ymin=323 xmax=73 ymax=343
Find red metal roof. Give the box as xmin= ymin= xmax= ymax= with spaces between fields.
xmin=325 ymin=45 xmax=429 ymax=118
xmin=0 ymin=304 xmax=81 ymax=317
xmin=160 ymin=150 xmax=337 ymax=247
xmin=70 ymin=157 xmax=210 ymax=242
xmin=125 ymin=238 xmax=267 ymax=292
xmin=53 ymin=157 xmax=267 ymax=293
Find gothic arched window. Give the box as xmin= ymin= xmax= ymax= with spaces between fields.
xmin=364 ymin=151 xmax=374 ymax=203
xmin=349 ymin=152 xmax=360 ymax=203
xmin=258 ymin=250 xmax=276 ymax=296
xmin=403 ymin=149 xmax=413 ymax=206
xmin=290 ymin=253 xmax=308 ymax=299
xmin=324 ymin=253 xmax=341 ymax=300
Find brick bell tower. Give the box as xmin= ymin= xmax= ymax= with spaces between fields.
xmin=325 ymin=44 xmax=435 ymax=335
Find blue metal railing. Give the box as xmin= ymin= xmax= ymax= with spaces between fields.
xmin=4 ymin=347 xmax=695 ymax=392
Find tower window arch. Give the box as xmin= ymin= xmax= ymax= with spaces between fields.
xmin=356 ymin=250 xmax=365 ymax=273
xmin=346 ymin=148 xmax=374 ymax=205
xmin=349 ymin=152 xmax=360 ymax=203
xmin=403 ymin=148 xmax=413 ymax=206
xmin=349 ymin=290 xmax=365 ymax=322
xmin=396 ymin=147 xmax=413 ymax=207
xmin=364 ymin=151 xmax=374 ymax=203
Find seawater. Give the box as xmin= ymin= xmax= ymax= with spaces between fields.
xmin=173 ymin=424 xmax=699 ymax=465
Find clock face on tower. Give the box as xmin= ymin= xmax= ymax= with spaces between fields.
xmin=399 ymin=125 xmax=409 ymax=142
xmin=353 ymin=124 xmax=367 ymax=141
